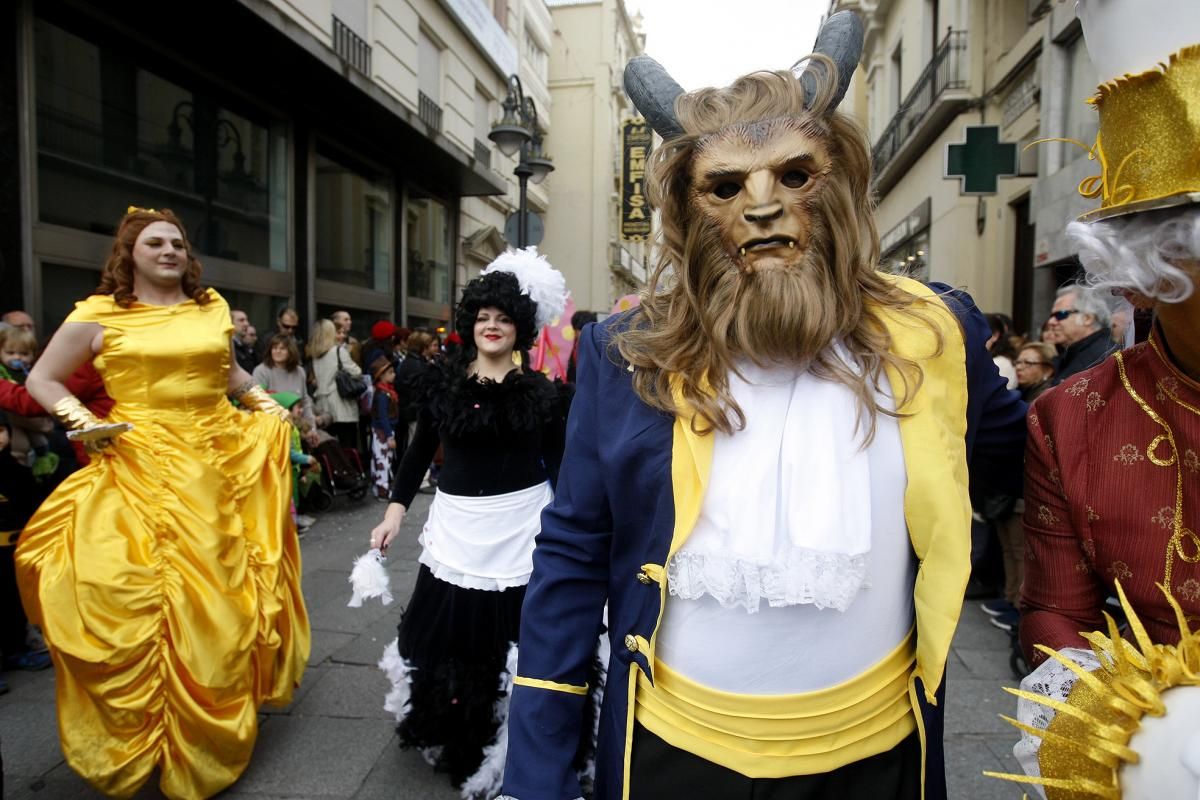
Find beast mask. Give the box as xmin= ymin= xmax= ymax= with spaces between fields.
xmin=615 ymin=11 xmax=937 ymax=437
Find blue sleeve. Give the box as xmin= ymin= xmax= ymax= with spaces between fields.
xmin=930 ymin=283 xmax=1028 ymax=498
xmin=289 ymin=450 xmax=309 ymax=465
xmin=371 ymin=390 xmax=393 ymax=437
xmin=502 ymin=324 xmax=613 ymax=800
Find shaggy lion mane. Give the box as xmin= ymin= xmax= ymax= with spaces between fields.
xmin=613 ymin=57 xmax=945 ymax=438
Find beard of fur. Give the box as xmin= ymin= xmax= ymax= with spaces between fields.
xmin=691 ymin=216 xmax=838 ymax=372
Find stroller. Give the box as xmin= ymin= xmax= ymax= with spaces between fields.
xmin=311 ymin=438 xmax=369 ymax=504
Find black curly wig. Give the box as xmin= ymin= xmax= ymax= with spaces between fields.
xmin=454 ymin=270 xmax=539 ymax=357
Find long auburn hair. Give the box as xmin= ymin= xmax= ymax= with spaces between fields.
xmin=613 ymin=60 xmax=943 ymax=438
xmin=97 ymin=208 xmax=211 ymax=308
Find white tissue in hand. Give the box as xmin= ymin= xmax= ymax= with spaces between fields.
xmin=348 ymin=549 xmax=393 ymax=607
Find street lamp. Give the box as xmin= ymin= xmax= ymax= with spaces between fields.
xmin=489 ymin=74 xmax=554 ymax=247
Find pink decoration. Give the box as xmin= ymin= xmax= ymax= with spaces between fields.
xmin=611 ymin=294 xmax=641 ymax=315
xmin=531 ymin=296 xmax=577 ymax=381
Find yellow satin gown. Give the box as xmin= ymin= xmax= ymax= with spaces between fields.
xmin=15 ymin=289 xmax=310 ymax=799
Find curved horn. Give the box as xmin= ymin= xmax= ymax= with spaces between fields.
xmin=797 ymin=10 xmax=865 ymax=114
xmin=623 ymin=55 xmax=685 ymax=140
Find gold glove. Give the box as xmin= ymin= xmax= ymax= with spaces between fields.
xmin=234 ymin=383 xmax=291 ymax=422
xmin=52 ymin=396 xmax=130 ymax=453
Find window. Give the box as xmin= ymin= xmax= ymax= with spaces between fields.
xmin=33 ymin=18 xmax=289 ymax=269
xmin=890 ymin=41 xmax=903 ymax=114
xmin=1063 ymin=34 xmax=1099 ymax=162
xmin=524 ymin=29 xmax=548 ymax=83
xmin=418 ymin=30 xmax=441 ymax=105
xmin=406 ymin=190 xmax=451 ymax=306
xmin=315 ymin=151 xmax=392 ymax=292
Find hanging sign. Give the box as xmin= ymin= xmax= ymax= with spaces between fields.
xmin=620 ymin=119 xmax=652 ymax=241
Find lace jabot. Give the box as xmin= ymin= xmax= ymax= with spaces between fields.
xmin=667 ymin=356 xmax=897 ymax=613
xmin=667 ymin=548 xmax=868 ymax=613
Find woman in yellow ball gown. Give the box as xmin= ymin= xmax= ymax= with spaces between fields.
xmin=15 ymin=207 xmax=310 ymax=799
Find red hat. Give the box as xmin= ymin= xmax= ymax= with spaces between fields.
xmin=371 ymin=320 xmax=396 ymax=341
xmin=446 ymin=331 xmax=463 ymax=345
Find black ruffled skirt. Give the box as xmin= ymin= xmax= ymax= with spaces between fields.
xmin=380 ymin=564 xmax=603 ymax=798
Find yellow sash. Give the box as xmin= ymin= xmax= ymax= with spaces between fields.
xmin=636 ymin=631 xmax=917 ymax=777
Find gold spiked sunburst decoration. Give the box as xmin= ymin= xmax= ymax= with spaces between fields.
xmin=985 ymin=581 xmax=1200 ymax=799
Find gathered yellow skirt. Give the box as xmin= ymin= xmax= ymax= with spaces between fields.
xmin=15 ymin=403 xmax=310 ymax=799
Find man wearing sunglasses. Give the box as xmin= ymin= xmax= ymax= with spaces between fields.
xmin=1045 ymin=283 xmax=1115 ymax=386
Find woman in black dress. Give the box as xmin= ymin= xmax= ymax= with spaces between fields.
xmin=369 ymin=251 xmax=570 ymax=797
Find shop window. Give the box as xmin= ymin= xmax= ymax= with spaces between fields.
xmin=406 ymin=190 xmax=452 ymax=306
xmin=1064 ymin=33 xmax=1099 ymax=162
xmin=33 ymin=18 xmax=289 ymax=270
xmin=314 ymin=151 xmax=392 ymax=293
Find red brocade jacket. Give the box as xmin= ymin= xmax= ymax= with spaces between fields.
xmin=1021 ymin=333 xmax=1200 ymax=665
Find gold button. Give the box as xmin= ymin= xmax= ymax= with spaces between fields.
xmin=637 ymin=571 xmax=652 ymax=585
xmin=624 ymin=634 xmax=639 ymax=653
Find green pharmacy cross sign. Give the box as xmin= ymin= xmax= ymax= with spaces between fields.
xmin=944 ymin=124 xmax=1019 ymax=195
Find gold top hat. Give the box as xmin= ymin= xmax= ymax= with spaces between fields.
xmin=1078 ymin=44 xmax=1200 ymax=222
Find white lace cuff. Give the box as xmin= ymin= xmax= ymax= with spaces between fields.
xmin=1012 ymin=646 xmax=1101 ymax=800
xmin=666 ymin=548 xmax=868 ymax=613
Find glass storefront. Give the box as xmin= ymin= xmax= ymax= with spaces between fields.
xmin=314 ymin=151 xmax=392 ymax=292
xmin=406 ymin=190 xmax=452 ymax=307
xmin=34 ymin=18 xmax=289 ymax=268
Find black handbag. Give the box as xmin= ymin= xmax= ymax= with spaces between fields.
xmin=334 ymin=347 xmax=366 ymax=400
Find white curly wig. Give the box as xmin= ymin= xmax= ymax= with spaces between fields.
xmin=1067 ymin=205 xmax=1200 ymax=303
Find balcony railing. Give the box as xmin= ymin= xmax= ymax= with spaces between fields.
xmin=332 ymin=16 xmax=371 ymax=76
xmin=474 ymin=138 xmax=492 ymax=170
xmin=418 ymin=92 xmax=443 ymax=131
xmin=872 ymin=30 xmax=967 ymax=178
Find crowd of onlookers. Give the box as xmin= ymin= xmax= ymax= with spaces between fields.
xmin=228 ymin=307 xmax=455 ymax=530
xmin=972 ymin=279 xmax=1127 ymax=657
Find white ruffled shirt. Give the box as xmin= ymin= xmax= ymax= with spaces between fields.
xmin=657 ymin=357 xmax=916 ymax=694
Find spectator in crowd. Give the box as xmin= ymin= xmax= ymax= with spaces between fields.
xmin=1039 ymin=317 xmax=1064 ymax=348
xmin=277 ymin=307 xmax=301 ymax=339
xmin=252 ymin=334 xmax=320 ymax=445
xmin=985 ymin=313 xmax=1019 ymax=389
xmin=1045 ymin=282 xmax=1115 ymax=385
xmin=0 ymin=411 xmax=51 ymax=697
xmin=362 ymin=321 xmax=397 ymax=370
xmin=1012 ymin=342 xmax=1057 ymax=404
xmin=396 ymin=330 xmax=436 ymax=468
xmin=367 ymin=355 xmax=400 ymax=499
xmin=245 ymin=324 xmax=259 ymax=352
xmin=393 ymin=327 xmax=412 ymax=363
xmin=231 ymin=308 xmax=259 ymax=374
xmin=0 ymin=327 xmax=54 ymax=477
xmin=308 ymin=318 xmax=361 ymax=451
xmin=979 ymin=341 xmax=1058 ymax=632
xmin=566 ymin=309 xmax=598 ymax=383
xmin=1109 ymin=300 xmax=1133 ymax=346
xmin=1 ymin=311 xmax=34 ymax=335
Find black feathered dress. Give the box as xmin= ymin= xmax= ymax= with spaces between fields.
xmin=378 ymin=362 xmax=571 ymax=797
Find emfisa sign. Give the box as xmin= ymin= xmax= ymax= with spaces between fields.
xmin=621 ymin=119 xmax=652 ymax=241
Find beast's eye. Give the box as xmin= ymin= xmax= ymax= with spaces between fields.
xmin=781 ymin=170 xmax=810 ymax=189
xmin=712 ymin=182 xmax=741 ymax=200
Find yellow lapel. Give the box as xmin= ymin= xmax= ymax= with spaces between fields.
xmin=666 ymin=275 xmax=971 ymax=702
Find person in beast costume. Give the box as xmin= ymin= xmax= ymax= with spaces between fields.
xmin=498 ymin=11 xmax=1026 ymax=800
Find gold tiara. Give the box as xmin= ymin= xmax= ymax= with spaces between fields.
xmin=126 ymin=205 xmax=159 ymax=215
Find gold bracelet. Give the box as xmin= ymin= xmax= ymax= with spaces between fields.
xmin=228 ymin=380 xmax=255 ymax=400
xmin=51 ymin=395 xmax=102 ymax=431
